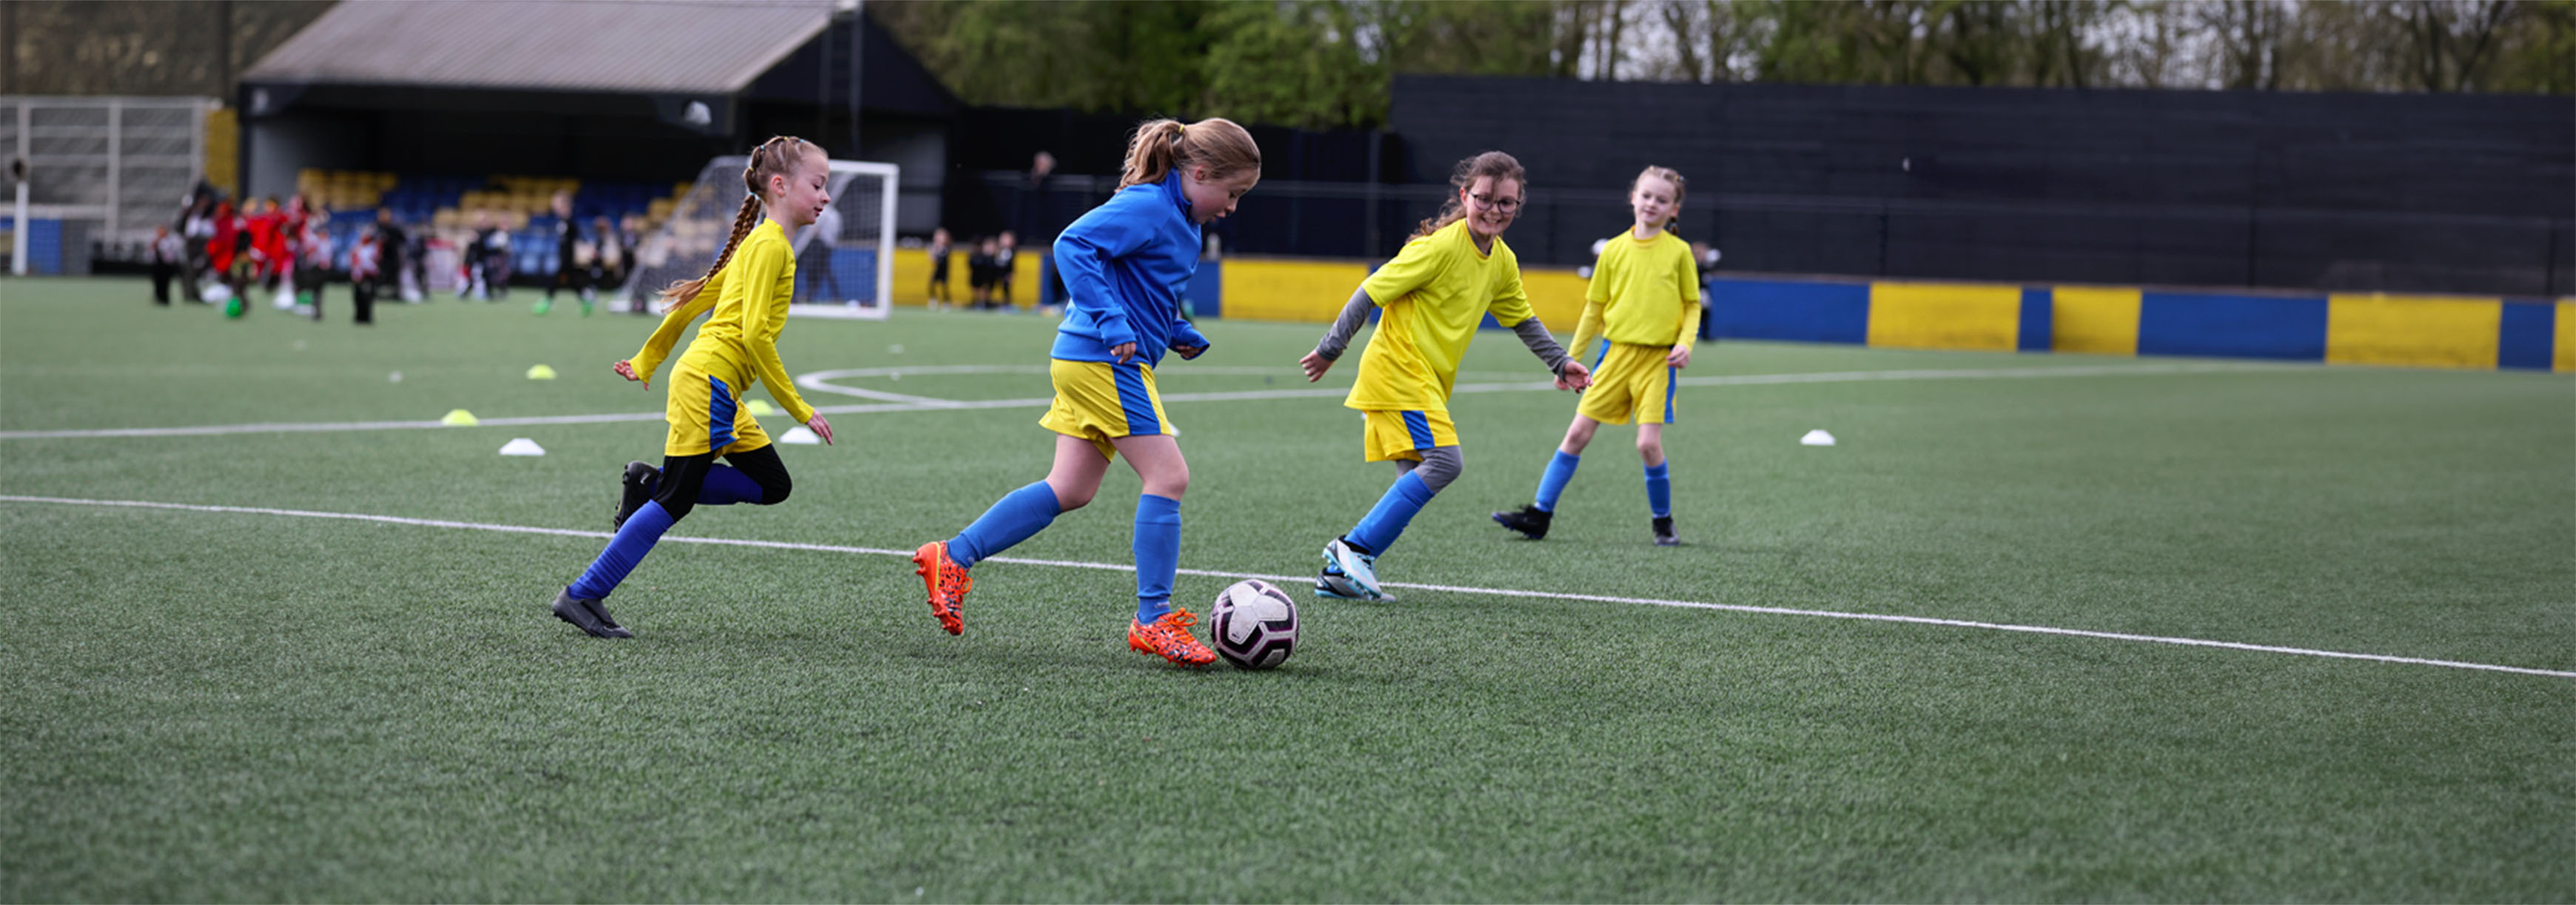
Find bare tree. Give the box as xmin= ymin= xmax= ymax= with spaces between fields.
xmin=2394 ymin=0 xmax=2523 ymax=90
xmin=2200 ymin=0 xmax=2290 ymax=89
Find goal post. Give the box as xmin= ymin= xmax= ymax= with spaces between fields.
xmin=620 ymin=156 xmax=899 ymax=321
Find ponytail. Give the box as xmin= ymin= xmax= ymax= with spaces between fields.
xmin=1118 ymin=117 xmax=1261 ymax=190
xmin=656 ymin=135 xmax=825 ymax=310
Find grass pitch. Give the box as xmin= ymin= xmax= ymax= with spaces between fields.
xmin=4 ymin=276 xmax=2572 ymax=901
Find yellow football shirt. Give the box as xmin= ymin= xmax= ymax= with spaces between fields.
xmin=1568 ymin=227 xmax=1703 ymax=360
xmin=628 ymin=218 xmax=816 ymax=424
xmin=1345 ymin=219 xmax=1538 ymax=413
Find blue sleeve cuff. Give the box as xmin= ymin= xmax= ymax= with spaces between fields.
xmin=1172 ymin=321 xmax=1211 ymax=354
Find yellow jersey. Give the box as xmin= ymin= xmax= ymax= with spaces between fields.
xmin=628 ymin=218 xmax=816 ymax=424
xmin=1345 ymin=219 xmax=1538 ymax=413
xmin=1568 ymin=227 xmax=1702 ymax=360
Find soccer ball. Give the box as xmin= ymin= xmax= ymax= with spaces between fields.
xmin=1209 ymin=578 xmax=1298 ymax=670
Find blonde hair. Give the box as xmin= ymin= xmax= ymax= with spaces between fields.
xmin=1632 ymin=164 xmax=1686 ymax=230
xmin=1412 ymin=150 xmax=1527 ymax=241
xmin=1118 ymin=118 xmax=1261 ymax=190
xmin=657 ymin=135 xmax=826 ymax=309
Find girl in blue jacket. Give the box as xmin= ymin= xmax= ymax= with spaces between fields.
xmin=912 ymin=118 xmax=1261 ymax=668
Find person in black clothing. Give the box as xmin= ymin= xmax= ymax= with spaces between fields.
xmin=370 ymin=207 xmax=409 ymax=302
xmin=587 ymin=216 xmax=620 ymax=305
xmin=967 ymin=236 xmax=999 ymax=310
xmin=1023 ymin=151 xmax=1069 ymax=310
xmin=540 ymin=190 xmax=587 ymax=315
xmin=993 ymin=230 xmax=1019 ymax=310
xmin=618 ymin=214 xmax=647 ymax=315
xmin=349 ymin=226 xmax=381 ymax=324
xmin=149 ymin=225 xmax=184 ymax=304
xmin=927 ymin=227 xmax=954 ymax=307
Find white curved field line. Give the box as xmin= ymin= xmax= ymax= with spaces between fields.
xmin=2 ymin=492 xmax=2565 ymax=679
xmin=1 ymin=361 xmax=2300 ymax=441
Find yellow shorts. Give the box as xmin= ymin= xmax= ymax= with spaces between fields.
xmin=664 ymin=358 xmax=771 ymax=457
xmin=1577 ymin=342 xmax=1678 ymax=426
xmin=1039 ymin=358 xmax=1176 ymax=459
xmin=1360 ymin=408 xmax=1459 ymax=462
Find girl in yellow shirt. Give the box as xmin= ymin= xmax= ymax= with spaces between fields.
xmin=1494 ymin=166 xmax=1700 ymax=547
xmin=547 ymin=136 xmax=839 ymax=638
xmin=1298 ymin=151 xmax=1591 ymax=601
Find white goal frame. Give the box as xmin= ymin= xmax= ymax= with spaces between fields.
xmin=788 ymin=158 xmax=899 ymax=321
xmin=620 ymin=156 xmax=899 ymax=321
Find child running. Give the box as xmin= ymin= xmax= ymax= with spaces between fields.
xmin=1298 ymin=151 xmax=1591 ymax=601
xmin=1495 ymin=165 xmax=1701 ymax=547
xmin=547 ymin=136 xmax=838 ymax=638
xmin=910 ymin=118 xmax=1261 ymax=667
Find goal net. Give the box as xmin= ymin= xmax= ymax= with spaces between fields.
xmin=620 ymin=157 xmax=898 ymax=320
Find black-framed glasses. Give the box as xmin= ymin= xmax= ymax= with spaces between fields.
xmin=1469 ymin=192 xmax=1522 ymax=213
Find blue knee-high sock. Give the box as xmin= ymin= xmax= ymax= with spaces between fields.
xmin=1534 ymin=450 xmax=1581 ymax=512
xmin=697 ymin=464 xmax=763 ymax=505
xmin=569 ymin=500 xmax=675 ymax=600
xmin=1645 ymin=461 xmax=1671 ymax=518
xmin=949 ymin=480 xmax=1061 ymax=568
xmin=1133 ymin=494 xmax=1181 ymax=623
xmin=1346 ymin=471 xmax=1435 ymax=555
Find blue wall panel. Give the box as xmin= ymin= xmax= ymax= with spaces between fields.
xmin=1708 ymin=278 xmax=1870 ymax=344
xmin=2017 ymin=287 xmax=2053 ymax=353
xmin=2497 ymin=301 xmax=2557 ymax=370
xmin=2138 ymin=291 xmax=2328 ymax=361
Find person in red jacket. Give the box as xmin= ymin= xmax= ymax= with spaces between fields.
xmin=207 ymin=198 xmax=247 ymax=314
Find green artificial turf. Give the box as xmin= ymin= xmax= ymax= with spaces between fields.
xmin=4 ymin=275 xmax=2571 ymax=901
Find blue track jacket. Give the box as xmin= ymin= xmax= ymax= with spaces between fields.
xmin=1048 ymin=170 xmax=1213 ymax=368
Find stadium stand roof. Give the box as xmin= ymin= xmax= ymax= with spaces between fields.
xmin=241 ymin=1 xmax=830 ymax=94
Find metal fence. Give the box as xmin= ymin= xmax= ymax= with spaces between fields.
xmin=956 ymin=171 xmax=2571 ymax=297
xmin=1 ymin=96 xmax=213 ymax=259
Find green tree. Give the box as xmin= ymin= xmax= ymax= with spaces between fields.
xmin=1199 ymin=1 xmax=1383 ymax=129
xmin=874 ymin=0 xmax=2569 ymax=133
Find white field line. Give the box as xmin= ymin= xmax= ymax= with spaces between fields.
xmin=4 ymin=492 xmax=2567 ymax=680
xmin=1 ymin=361 xmax=2300 ymax=441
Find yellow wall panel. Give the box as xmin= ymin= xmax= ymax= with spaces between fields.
xmin=1518 ymin=268 xmax=1590 ymax=335
xmin=1866 ymin=281 xmax=2021 ymax=351
xmin=2324 ymin=293 xmax=2500 ymax=369
xmin=885 ymin=247 xmax=1037 ymax=309
xmin=2051 ymin=286 xmax=2141 ymax=355
xmin=1219 ymin=258 xmax=1374 ymax=323
xmin=889 ymin=247 xmax=929 ymax=306
xmin=206 ymin=106 xmax=238 ymax=198
xmin=2558 ymin=301 xmax=2574 ymax=372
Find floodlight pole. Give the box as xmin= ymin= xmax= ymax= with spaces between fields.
xmin=10 ymin=102 xmax=24 ymax=275
xmin=846 ymin=0 xmax=863 ymax=159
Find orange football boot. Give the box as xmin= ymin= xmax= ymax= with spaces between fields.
xmin=1128 ymin=607 xmax=1217 ymax=667
xmin=911 ymin=541 xmax=971 ymax=635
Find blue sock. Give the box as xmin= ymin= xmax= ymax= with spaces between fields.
xmin=1645 ymin=461 xmax=1671 ymax=518
xmin=1534 ymin=450 xmax=1581 ymax=512
xmin=569 ymin=500 xmax=675 ymax=600
xmin=697 ymin=464 xmax=763 ymax=505
xmin=949 ymin=480 xmax=1061 ymax=568
xmin=1133 ymin=494 xmax=1181 ymax=623
xmin=1348 ymin=471 xmax=1435 ymax=555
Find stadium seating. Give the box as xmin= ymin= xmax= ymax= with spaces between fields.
xmin=295 ymin=169 xmax=693 ymax=277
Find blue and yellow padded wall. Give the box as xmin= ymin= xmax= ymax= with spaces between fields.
xmin=1714 ymin=278 xmax=2568 ymax=371
xmin=881 ymin=248 xmax=2569 ymax=372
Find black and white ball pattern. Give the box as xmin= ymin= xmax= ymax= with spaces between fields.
xmin=1210 ymin=579 xmax=1298 ymax=670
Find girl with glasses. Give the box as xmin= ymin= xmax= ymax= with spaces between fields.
xmin=1298 ymin=150 xmax=1592 ymax=601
